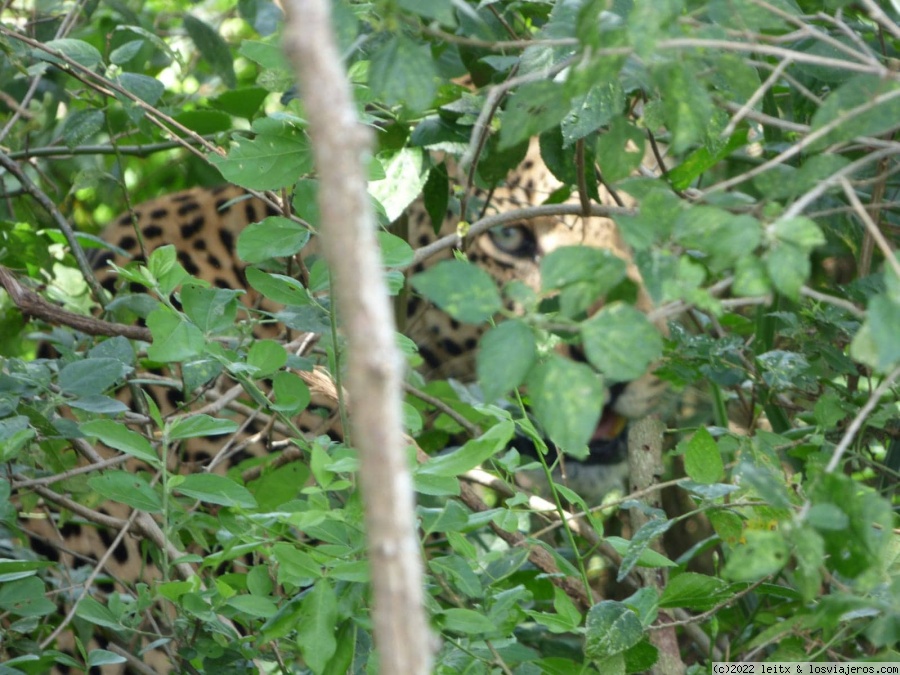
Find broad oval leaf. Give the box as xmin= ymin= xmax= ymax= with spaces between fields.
xmin=41 ymin=39 xmax=102 ymax=68
xmin=79 ymin=420 xmax=158 ymax=465
xmin=146 ymin=307 xmax=205 ymax=363
xmin=682 ymin=427 xmax=724 ymax=484
xmin=585 ymin=601 xmax=644 ymax=659
xmin=175 ymin=474 xmax=257 ymax=508
xmin=59 ymin=358 xmax=130 ymax=397
xmin=368 ymin=36 xmax=437 ymax=115
xmin=525 ymin=356 xmax=605 ymax=452
xmin=581 ymin=303 xmax=663 ymax=383
xmin=271 ymin=371 xmax=311 ymax=414
xmin=410 ymin=259 xmax=502 ymax=324
xmin=297 ymin=580 xmax=338 ymax=673
xmin=237 ymin=217 xmax=311 ymax=264
xmin=210 ymin=128 xmax=312 ymax=190
xmin=420 ymin=421 xmax=515 ymax=478
xmin=247 ymin=340 xmax=288 ymax=377
xmin=167 ymin=414 xmax=239 ymax=441
xmin=476 ymin=320 xmax=537 ymax=402
xmin=245 ymin=267 xmax=310 ymax=305
xmin=87 ymin=471 xmax=162 ymax=513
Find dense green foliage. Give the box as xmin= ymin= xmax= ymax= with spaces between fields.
xmin=0 ymin=0 xmax=898 ymax=672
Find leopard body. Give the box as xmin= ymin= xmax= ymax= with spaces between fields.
xmin=22 ymin=138 xmax=665 ymax=672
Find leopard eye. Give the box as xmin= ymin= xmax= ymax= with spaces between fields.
xmin=487 ymin=225 xmax=537 ymax=258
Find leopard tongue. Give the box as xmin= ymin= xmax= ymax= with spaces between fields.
xmin=592 ymin=407 xmax=627 ymax=442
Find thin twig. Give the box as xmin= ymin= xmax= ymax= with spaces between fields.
xmin=841 ymin=177 xmax=900 ymax=281
xmin=822 ymin=365 xmax=900 ymax=476
xmin=407 ymin=202 xmax=634 ymax=268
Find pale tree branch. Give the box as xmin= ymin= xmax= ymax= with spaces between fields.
xmin=281 ymin=2 xmax=432 ymax=673
xmin=627 ymin=417 xmax=686 ymax=675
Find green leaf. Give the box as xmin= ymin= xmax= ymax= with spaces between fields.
xmin=624 ymin=641 xmax=659 ymax=674
xmin=226 ymin=594 xmax=278 ymax=618
xmin=298 ymin=580 xmax=338 ymax=674
xmin=88 ymin=471 xmax=162 ymax=512
xmin=809 ymin=473 xmax=893 ymax=579
xmin=245 ymin=267 xmax=310 ymax=306
xmin=863 ymin=294 xmax=900 ymax=371
xmin=422 ymin=162 xmax=449 ymax=235
xmin=772 ymin=217 xmax=826 ymax=252
xmin=117 ymin=73 xmax=165 ymax=120
xmin=595 ymin=116 xmax=646 ymax=183
xmin=211 ymin=87 xmax=269 ymax=120
xmin=659 ymin=572 xmax=729 ymax=611
xmin=180 ymin=283 xmax=240 ymax=333
xmin=147 ymin=307 xmax=205 ymax=362
xmin=41 ymin=39 xmax=102 ymax=67
xmin=562 ymin=81 xmax=624 ymax=144
xmin=810 ymin=75 xmax=900 ymax=150
xmin=541 ymin=247 xmax=627 ymax=317
xmin=0 ymin=420 xmax=35 ymax=462
xmin=764 ymin=243 xmax=809 ymax=300
xmin=581 ymin=303 xmax=663 ymax=382
xmin=79 ymin=420 xmax=158 ymax=465
xmin=652 ymin=61 xmax=715 ymax=153
xmin=477 ymin=321 xmax=537 ymax=402
xmin=668 ymin=129 xmax=748 ymax=191
xmin=183 ymin=14 xmax=236 ymax=88
xmin=500 ymin=82 xmax=571 ymax=150
xmin=211 ymin=126 xmax=312 ymax=190
xmin=617 ymin=519 xmax=673 ymax=581
xmin=673 ymin=207 xmax=761 ymax=271
xmin=108 ymin=39 xmax=143 ymax=66
xmin=247 ymin=340 xmax=288 ymax=377
xmin=396 ymin=0 xmax=457 ymax=25
xmin=413 ymin=471 xmax=460 ymax=497
xmin=62 ymin=109 xmax=105 ymax=149
xmin=792 ymin=527 xmax=825 ymax=603
xmin=74 ymin=596 xmax=121 ymax=628
xmin=410 ymin=260 xmax=502 ymax=324
xmin=0 ymin=559 xmax=52 ymax=582
xmin=0 ymin=577 xmax=55 ymax=617
xmin=441 ymin=608 xmax=498 ymax=635
xmin=175 ymin=474 xmax=257 ymax=508
xmin=147 ymin=245 xmax=180 ymax=283
xmin=377 ymin=231 xmax=414 ymax=268
xmin=272 ymin=371 xmax=311 ymax=414
xmin=237 ymin=217 xmax=311 ymax=264
xmin=369 ymin=148 xmax=428 ymax=222
xmin=584 ymin=601 xmax=644 ymax=659
xmin=526 ymin=355 xmax=605 ymax=451
xmin=58 ymin=358 xmax=130 ymax=396
xmin=175 ymin=110 xmax=234 ymax=135
xmin=723 ymin=530 xmax=789 ymax=582
xmin=682 ymin=428 xmax=724 ymax=484
xmin=420 ymin=421 xmax=514 ymax=478
xmin=239 ymin=40 xmax=290 ymax=71
xmin=604 ymin=537 xmax=678 ymax=569
xmin=167 ymin=414 xmax=239 ymax=440
xmin=273 ymin=542 xmax=322 ymax=586
xmin=87 ymin=650 xmax=126 ymax=668
xmin=368 ymin=35 xmax=437 ymax=114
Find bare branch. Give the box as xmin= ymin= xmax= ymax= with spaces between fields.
xmin=822 ymin=366 xmax=900 ymax=476
xmin=841 ymin=177 xmax=900 ymax=281
xmin=282 ymin=2 xmax=432 ymax=672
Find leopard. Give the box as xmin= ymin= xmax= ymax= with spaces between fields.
xmin=13 ymin=136 xmax=667 ymax=672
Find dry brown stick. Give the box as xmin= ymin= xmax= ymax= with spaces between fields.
xmin=458 ymin=480 xmax=596 ymax=609
xmin=282 ymin=2 xmax=432 ymax=673
xmin=0 ymin=265 xmax=152 ymax=340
